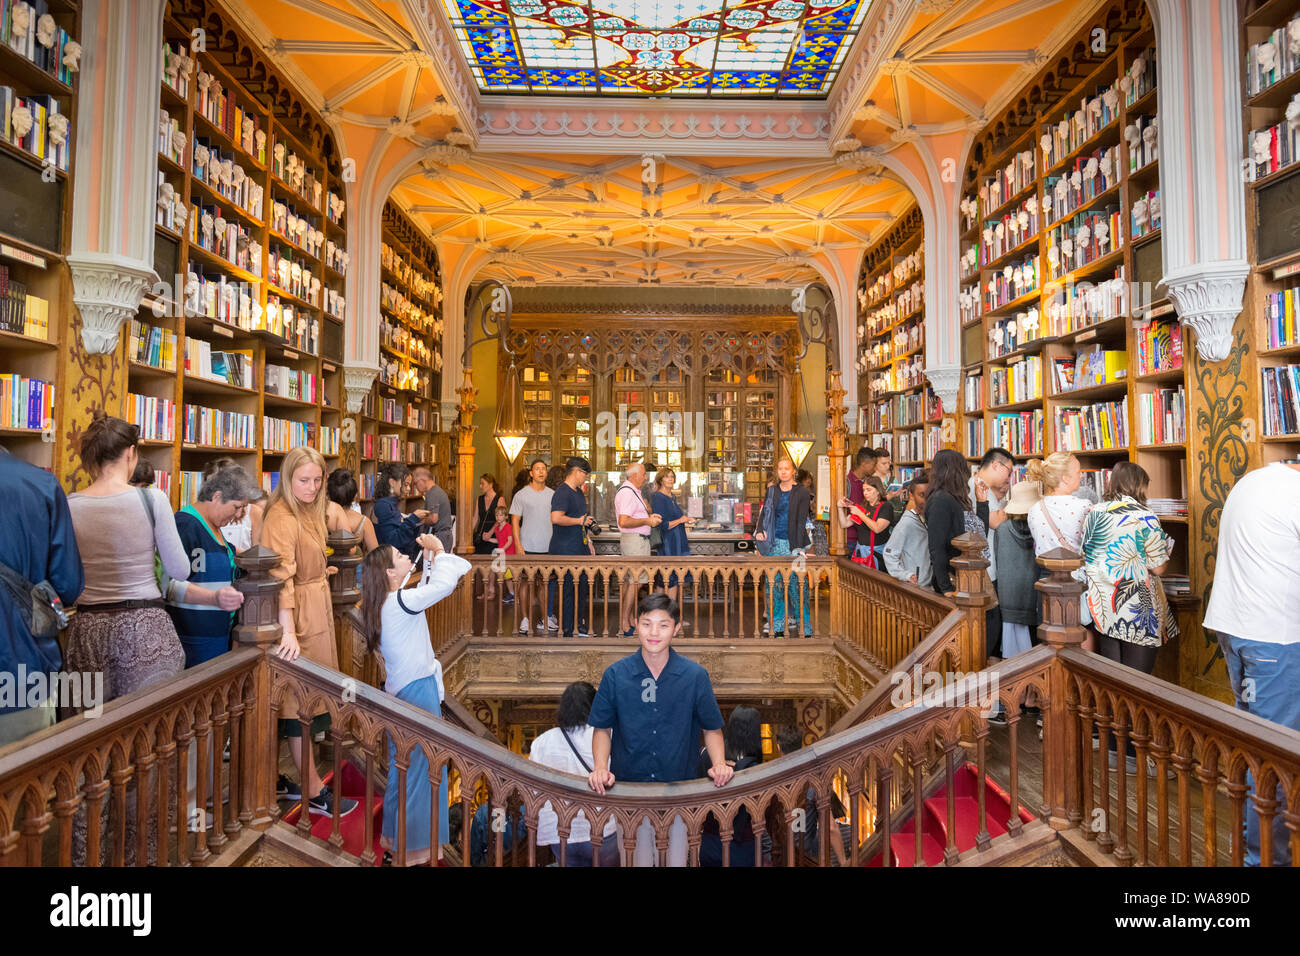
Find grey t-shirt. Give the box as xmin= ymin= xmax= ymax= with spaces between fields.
xmin=509 ymin=484 xmax=555 ymax=553
xmin=423 ymin=482 xmax=453 ymax=551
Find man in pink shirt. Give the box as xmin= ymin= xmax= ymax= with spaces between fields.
xmin=615 ymin=462 xmax=661 ymax=636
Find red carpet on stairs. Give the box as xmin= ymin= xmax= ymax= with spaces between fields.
xmin=280 ymin=762 xmax=386 ymax=865
xmin=865 ymin=763 xmax=1035 ymax=866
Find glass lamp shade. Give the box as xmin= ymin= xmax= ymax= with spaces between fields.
xmin=495 ymin=432 xmax=528 ymax=464
xmin=780 ymin=435 xmax=815 ymax=469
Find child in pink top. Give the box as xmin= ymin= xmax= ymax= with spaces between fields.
xmin=492 ymin=501 xmax=516 ymax=603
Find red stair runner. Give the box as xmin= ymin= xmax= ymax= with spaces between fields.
xmin=280 ymin=762 xmax=385 ymax=865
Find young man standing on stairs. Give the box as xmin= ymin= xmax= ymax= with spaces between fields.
xmin=587 ymin=593 xmax=731 ymax=865
xmin=615 ymin=461 xmax=661 ymax=637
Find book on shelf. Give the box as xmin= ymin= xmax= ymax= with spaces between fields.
xmin=1070 ymin=348 xmax=1128 ymax=389
xmin=1244 ymin=16 xmax=1300 ymax=98
xmin=262 ymin=416 xmax=315 ymax=453
xmin=1136 ymin=386 xmax=1186 ymax=445
xmin=183 ymin=403 xmax=255 ymax=448
xmin=151 ymin=470 xmax=172 ymax=497
xmin=0 ymin=265 xmax=47 ymax=338
xmin=965 ymin=419 xmax=986 ymax=458
xmin=180 ymin=470 xmax=203 ymax=506
xmin=1246 ymin=119 xmax=1300 ymax=181
xmin=1162 ymin=574 xmax=1191 ymax=597
xmin=1053 ymin=397 xmax=1129 ymax=451
xmin=1136 ymin=317 xmax=1183 ymax=374
xmin=1265 ymin=287 xmax=1300 ymax=350
xmin=990 ymin=356 xmax=1042 ymax=405
xmin=129 ymin=319 xmax=176 ymax=370
xmin=1261 ymin=364 xmax=1300 ymax=437
xmin=265 ymin=364 xmax=319 ymax=403
xmin=1079 ymin=468 xmax=1112 ymax=501
xmin=0 ymin=372 xmax=50 ymax=429
xmin=991 ymin=409 xmax=1044 ymax=457
xmin=261 ymin=471 xmax=280 ymax=495
xmin=125 ymin=392 xmax=175 ymax=442
xmin=184 ymin=339 xmax=253 ymax=388
xmin=1148 ymin=497 xmax=1189 ymax=516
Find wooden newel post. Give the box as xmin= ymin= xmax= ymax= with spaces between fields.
xmin=827 ymin=369 xmax=848 ymax=558
xmin=949 ymin=532 xmax=995 ymax=673
xmin=1035 ymin=546 xmax=1085 ymax=830
xmin=455 ymin=364 xmax=478 ymax=555
xmin=232 ymin=544 xmax=284 ymax=829
xmin=327 ymin=527 xmax=362 ymax=678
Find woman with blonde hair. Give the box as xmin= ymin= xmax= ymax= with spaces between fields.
xmin=259 ymin=445 xmax=357 ymax=817
xmin=1025 ymin=451 xmax=1096 ymax=650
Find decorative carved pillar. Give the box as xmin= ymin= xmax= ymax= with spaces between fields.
xmin=1147 ymin=0 xmax=1252 ymax=701
xmin=455 ymin=365 xmax=478 ymax=554
xmin=233 ymin=545 xmax=284 ymax=829
xmin=1035 ymin=546 xmax=1086 ymax=830
xmin=826 ymin=369 xmax=848 ymax=557
xmin=949 ymin=532 xmax=995 ymax=673
xmin=327 ymin=527 xmax=362 ymax=678
xmin=59 ymin=0 xmax=167 ymax=487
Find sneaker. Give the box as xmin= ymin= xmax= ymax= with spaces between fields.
xmin=762 ymin=623 xmax=771 ymax=635
xmin=987 ymin=707 xmax=1008 ymax=727
xmin=502 ymin=593 xmax=514 ymax=605
xmin=577 ymin=626 xmax=590 ymax=638
xmin=547 ymin=615 xmax=560 ymax=632
xmin=623 ymin=627 xmax=635 ymax=637
xmin=309 ymin=785 xmax=358 ymax=817
xmin=276 ymin=774 xmax=301 ymax=799
xmin=519 ymin=616 xmax=530 ymax=635
xmin=772 ymin=630 xmax=785 ymax=638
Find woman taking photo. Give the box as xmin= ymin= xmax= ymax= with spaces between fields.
xmin=372 ymin=461 xmax=426 ymax=559
xmin=925 ymin=448 xmax=989 ymax=597
xmin=649 ymin=467 xmax=694 ymax=605
xmin=359 ymin=532 xmax=471 ymax=865
xmin=755 ymin=457 xmax=813 ymax=637
xmin=260 ymin=446 xmax=357 ymax=817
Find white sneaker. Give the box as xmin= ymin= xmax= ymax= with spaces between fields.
xmin=547 ymin=616 xmax=559 ymax=631
xmin=519 ymin=617 xmax=530 ymax=634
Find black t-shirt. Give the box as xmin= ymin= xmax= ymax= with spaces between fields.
xmin=548 ymin=482 xmax=588 ymax=555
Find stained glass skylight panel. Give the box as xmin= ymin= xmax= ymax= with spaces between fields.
xmin=439 ymin=0 xmax=873 ymax=97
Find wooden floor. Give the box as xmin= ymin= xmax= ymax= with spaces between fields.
xmin=985 ymin=715 xmax=1238 ymax=865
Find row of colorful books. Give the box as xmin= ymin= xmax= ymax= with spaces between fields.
xmin=187 ymin=341 xmax=253 ymax=389
xmin=1136 ymin=385 xmax=1186 ymax=446
xmin=126 ymin=392 xmax=175 ymax=442
xmin=1264 ymin=286 xmax=1300 ymax=349
xmin=991 ymin=357 xmax=1043 ymax=407
xmin=0 ymin=372 xmax=50 ymax=429
xmin=263 ymin=416 xmax=315 ymax=453
xmin=991 ymin=409 xmax=1045 ymax=457
xmin=265 ymin=364 xmax=318 ymax=403
xmin=1135 ymin=316 xmax=1183 ymax=374
xmin=1054 ymin=398 xmax=1129 ymax=452
xmin=0 ymin=88 xmax=69 ymax=169
xmin=1244 ymin=15 xmax=1300 ymax=97
xmin=0 ymin=265 xmax=47 ymax=338
xmin=1247 ymin=119 xmax=1300 ymax=181
xmin=183 ymin=404 xmax=255 ymax=448
xmin=197 ymin=76 xmax=263 ymax=166
xmin=1262 ymin=364 xmax=1300 ymax=437
xmin=1053 ymin=349 xmax=1128 ymax=393
xmin=128 ymin=319 xmax=176 ymax=370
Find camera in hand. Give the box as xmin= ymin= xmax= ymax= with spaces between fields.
xmin=586 ymin=520 xmax=604 ymax=535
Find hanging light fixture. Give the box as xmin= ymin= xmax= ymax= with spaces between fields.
xmin=494 ymin=360 xmax=528 ymax=464
xmin=780 ymin=433 xmax=815 ymax=469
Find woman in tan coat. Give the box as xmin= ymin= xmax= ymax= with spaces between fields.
xmin=260 ymin=445 xmax=356 ymax=817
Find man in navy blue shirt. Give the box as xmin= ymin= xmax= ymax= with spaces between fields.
xmin=549 ymin=456 xmax=594 ymax=637
xmin=0 ymin=448 xmax=83 ymax=745
xmin=587 ymin=592 xmax=730 ymax=864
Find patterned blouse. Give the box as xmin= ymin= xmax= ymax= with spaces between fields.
xmin=1079 ymin=496 xmax=1179 ymax=647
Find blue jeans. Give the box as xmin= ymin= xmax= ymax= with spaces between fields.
xmin=1218 ymin=632 xmax=1300 ymax=866
xmin=768 ymin=538 xmax=811 ymax=636
xmin=548 ymin=569 xmax=589 ymax=636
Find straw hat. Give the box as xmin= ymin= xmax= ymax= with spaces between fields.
xmin=1004 ymin=479 xmax=1042 ymax=517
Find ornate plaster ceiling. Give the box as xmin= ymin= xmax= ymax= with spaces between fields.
xmin=392 ymin=149 xmax=906 ymax=284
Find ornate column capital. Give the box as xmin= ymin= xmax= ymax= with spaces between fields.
xmin=342 ymin=363 xmax=379 ymax=413
xmin=1164 ymin=259 xmax=1249 ymax=363
xmin=67 ymin=253 xmax=157 ymax=354
xmin=923 ymin=364 xmax=961 ymax=415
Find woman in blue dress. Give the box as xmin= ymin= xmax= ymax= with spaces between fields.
xmin=359 ymin=532 xmax=471 ymax=865
xmin=649 ymin=467 xmax=694 ymax=605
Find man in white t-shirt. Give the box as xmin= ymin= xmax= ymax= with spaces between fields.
xmin=509 ymin=458 xmax=555 ymax=635
xmin=615 ymin=462 xmax=661 ymax=636
xmin=528 ymin=681 xmax=621 ymax=867
xmin=1204 ymin=460 xmax=1300 ymax=867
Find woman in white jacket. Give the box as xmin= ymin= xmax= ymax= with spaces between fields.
xmin=359 ymin=532 xmax=471 ymax=866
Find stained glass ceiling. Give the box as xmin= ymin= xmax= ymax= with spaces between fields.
xmin=439 ymin=0 xmax=874 ymax=97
